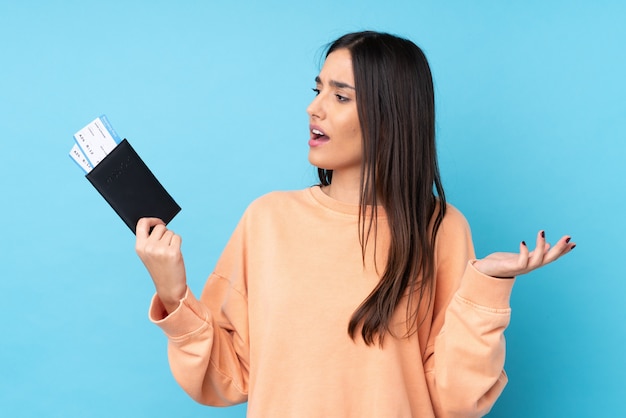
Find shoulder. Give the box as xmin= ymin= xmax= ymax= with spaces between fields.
xmin=439 ymin=202 xmax=471 ymax=236
xmin=434 ymin=202 xmax=474 ymax=260
xmin=247 ymin=188 xmax=312 ymax=210
xmin=241 ymin=188 xmax=315 ymax=221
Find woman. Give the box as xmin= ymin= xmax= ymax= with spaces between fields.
xmin=135 ymin=31 xmax=574 ymax=417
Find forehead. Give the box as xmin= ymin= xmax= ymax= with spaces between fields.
xmin=319 ymin=48 xmax=354 ymax=83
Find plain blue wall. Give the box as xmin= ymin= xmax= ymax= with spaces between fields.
xmin=1 ymin=1 xmax=624 ymax=417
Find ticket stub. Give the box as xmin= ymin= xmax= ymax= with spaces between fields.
xmin=69 ymin=143 xmax=93 ymax=173
xmin=72 ymin=115 xmax=121 ymax=168
xmin=69 ymin=114 xmax=121 ymax=173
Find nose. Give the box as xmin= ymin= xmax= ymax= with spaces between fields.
xmin=306 ymin=93 xmax=324 ymax=120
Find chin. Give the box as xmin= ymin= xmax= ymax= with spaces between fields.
xmin=307 ymin=152 xmax=327 ymax=170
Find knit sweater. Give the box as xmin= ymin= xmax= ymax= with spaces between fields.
xmin=150 ymin=186 xmax=514 ymax=417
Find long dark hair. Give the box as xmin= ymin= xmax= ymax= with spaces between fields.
xmin=317 ymin=31 xmax=447 ymax=346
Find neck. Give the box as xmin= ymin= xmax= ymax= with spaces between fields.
xmin=321 ymin=169 xmax=362 ymax=204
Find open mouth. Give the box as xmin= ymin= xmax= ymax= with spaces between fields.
xmin=311 ymin=128 xmax=329 ymax=141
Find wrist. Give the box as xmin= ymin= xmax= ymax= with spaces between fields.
xmin=472 ymin=259 xmax=515 ymax=280
xmin=156 ymin=286 xmax=187 ymax=314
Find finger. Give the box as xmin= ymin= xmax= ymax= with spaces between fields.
xmin=136 ymin=218 xmax=165 ymax=239
xmin=563 ymin=235 xmax=576 ymax=252
xmin=543 ymin=235 xmax=575 ymax=263
xmin=162 ymin=230 xmax=175 ymax=245
xmin=568 ymin=237 xmax=577 ymax=252
xmin=148 ymin=224 xmax=170 ymax=241
xmin=526 ymin=243 xmax=550 ymax=258
xmin=517 ymin=240 xmax=530 ymax=270
xmin=528 ymin=230 xmax=546 ymax=268
xmin=171 ymin=234 xmax=182 ymax=249
xmin=520 ymin=240 xmax=529 ymax=257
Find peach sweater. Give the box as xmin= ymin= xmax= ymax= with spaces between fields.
xmin=150 ymin=186 xmax=514 ymax=417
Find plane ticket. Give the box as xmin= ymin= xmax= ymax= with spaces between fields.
xmin=69 ymin=115 xmax=121 ymax=173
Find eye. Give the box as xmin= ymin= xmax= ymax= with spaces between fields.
xmin=311 ymin=88 xmax=320 ymax=96
xmin=335 ymin=94 xmax=349 ymax=103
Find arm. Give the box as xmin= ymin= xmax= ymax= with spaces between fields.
xmin=424 ymin=210 xmax=510 ymax=417
xmin=136 ymin=218 xmax=250 ymax=406
xmin=426 ymin=261 xmax=513 ymax=418
xmin=424 ymin=210 xmax=575 ymax=417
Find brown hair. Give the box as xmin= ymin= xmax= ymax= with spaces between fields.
xmin=317 ymin=31 xmax=446 ymax=346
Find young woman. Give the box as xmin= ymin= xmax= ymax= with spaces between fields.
xmin=135 ymin=31 xmax=574 ymax=417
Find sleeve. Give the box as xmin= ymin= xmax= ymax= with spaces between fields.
xmin=424 ymin=206 xmax=515 ymax=418
xmin=148 ymin=217 xmax=251 ymax=407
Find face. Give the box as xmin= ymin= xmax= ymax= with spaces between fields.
xmin=307 ymin=48 xmax=362 ymax=177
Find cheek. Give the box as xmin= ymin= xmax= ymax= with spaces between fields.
xmin=350 ymin=112 xmax=361 ymax=138
xmin=336 ymin=108 xmax=361 ymax=143
xmin=350 ymin=123 xmax=362 ymax=142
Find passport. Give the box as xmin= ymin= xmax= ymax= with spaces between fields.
xmin=70 ymin=116 xmax=181 ymax=234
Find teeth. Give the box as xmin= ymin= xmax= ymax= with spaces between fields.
xmin=312 ymin=128 xmax=325 ymax=135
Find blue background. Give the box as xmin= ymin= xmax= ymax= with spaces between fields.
xmin=1 ymin=1 xmax=624 ymax=417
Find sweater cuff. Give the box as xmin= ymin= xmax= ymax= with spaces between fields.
xmin=457 ymin=261 xmax=516 ymax=310
xmin=148 ymin=288 xmax=211 ymax=338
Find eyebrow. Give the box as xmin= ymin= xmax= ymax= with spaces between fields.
xmin=315 ymin=76 xmax=355 ymax=90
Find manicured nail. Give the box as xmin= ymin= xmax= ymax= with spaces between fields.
xmin=566 ymin=237 xmax=571 ymax=243
xmin=522 ymin=241 xmax=526 ymax=246
xmin=571 ymin=244 xmax=576 ymax=250
xmin=541 ymin=231 xmax=545 ymax=238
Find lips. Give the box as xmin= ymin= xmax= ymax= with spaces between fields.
xmin=309 ymin=125 xmax=330 ymax=147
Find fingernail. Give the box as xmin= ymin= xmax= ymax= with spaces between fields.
xmin=522 ymin=241 xmax=526 ymax=246
xmin=571 ymin=244 xmax=576 ymax=250
xmin=541 ymin=231 xmax=545 ymax=238
xmin=566 ymin=237 xmax=571 ymax=243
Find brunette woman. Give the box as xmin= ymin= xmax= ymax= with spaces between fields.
xmin=135 ymin=31 xmax=574 ymax=417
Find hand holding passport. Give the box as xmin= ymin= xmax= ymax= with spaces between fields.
xmin=69 ymin=115 xmax=181 ymax=234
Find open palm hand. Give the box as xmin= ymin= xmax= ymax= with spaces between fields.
xmin=473 ymin=231 xmax=575 ymax=279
